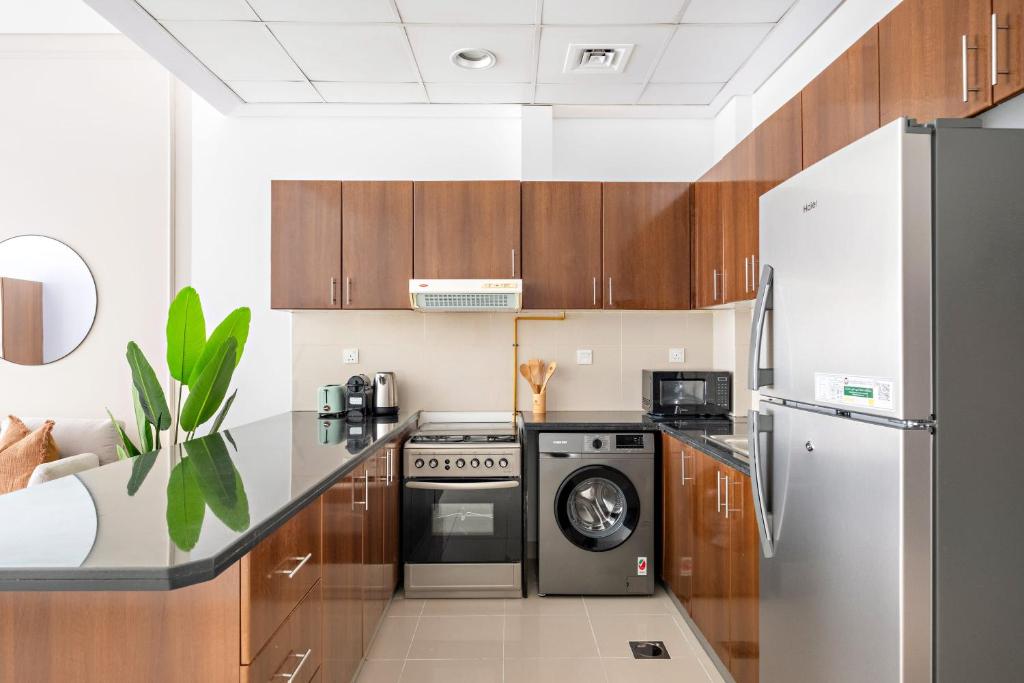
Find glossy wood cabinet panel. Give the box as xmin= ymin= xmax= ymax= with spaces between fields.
xmin=691 ymin=449 xmax=732 ymax=666
xmin=692 ymin=181 xmax=723 ymax=308
xmin=361 ymin=458 xmax=386 ymax=652
xmin=0 ymin=565 xmax=241 ymax=682
xmin=383 ymin=443 xmax=401 ymax=596
xmin=0 ymin=277 xmax=43 ymax=365
xmin=241 ymin=498 xmax=323 ymax=664
xmin=521 ymin=182 xmax=603 ymax=309
xmin=661 ymin=435 xmax=696 ymax=610
xmin=993 ymin=0 xmax=1024 ymax=103
xmin=322 ymin=470 xmax=365 ymax=683
xmin=271 ymin=180 xmax=342 ymax=310
xmin=602 ymin=182 xmax=691 ymax=309
xmin=802 ymin=27 xmax=880 ymax=168
xmin=754 ymin=95 xmax=803 ymax=190
xmin=242 ymin=582 xmax=322 ymax=683
xmin=720 ymin=139 xmax=756 ymax=304
xmin=413 ymin=181 xmax=521 ymax=279
xmin=727 ymin=471 xmax=760 ymax=683
xmin=879 ymin=0 xmax=992 ymax=124
xmin=341 ymin=181 xmax=413 ymax=309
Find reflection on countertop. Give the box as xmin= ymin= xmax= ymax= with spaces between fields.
xmin=0 ymin=410 xmax=418 ymax=591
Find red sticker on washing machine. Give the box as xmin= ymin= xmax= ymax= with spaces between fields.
xmin=637 ymin=557 xmax=648 ymax=576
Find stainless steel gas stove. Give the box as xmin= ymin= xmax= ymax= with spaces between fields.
xmin=403 ymin=422 xmax=522 ymax=599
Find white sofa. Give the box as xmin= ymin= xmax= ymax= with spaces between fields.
xmin=0 ymin=417 xmax=123 ymax=488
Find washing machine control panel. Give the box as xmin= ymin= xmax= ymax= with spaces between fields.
xmin=581 ymin=432 xmax=656 ymax=453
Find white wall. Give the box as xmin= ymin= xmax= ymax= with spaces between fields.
xmin=0 ymin=35 xmax=171 ymax=427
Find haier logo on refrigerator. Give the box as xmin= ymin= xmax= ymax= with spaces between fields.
xmin=803 ymin=200 xmax=818 ymax=213
xmin=637 ymin=557 xmax=648 ymax=576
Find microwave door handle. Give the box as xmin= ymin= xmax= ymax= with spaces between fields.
xmin=405 ymin=480 xmax=520 ymax=491
xmin=748 ymin=264 xmax=774 ymax=390
xmin=748 ymin=409 xmax=775 ymax=558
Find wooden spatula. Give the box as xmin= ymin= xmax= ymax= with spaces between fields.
xmin=540 ymin=361 xmax=557 ymax=394
xmin=528 ymin=358 xmax=545 ymax=391
xmin=519 ymin=363 xmax=537 ymax=393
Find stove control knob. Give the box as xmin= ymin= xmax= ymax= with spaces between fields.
xmin=470 ymin=458 xmax=481 ymax=468
xmin=484 ymin=458 xmax=495 ymax=469
xmin=591 ymin=437 xmax=604 ymax=450
xmin=455 ymin=458 xmax=466 ymax=469
xmin=499 ymin=458 xmax=509 ymax=468
xmin=428 ymin=458 xmax=438 ymax=469
xmin=414 ymin=458 xmax=425 ymax=469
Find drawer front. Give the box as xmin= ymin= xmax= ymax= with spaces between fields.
xmin=242 ymin=582 xmax=322 ymax=683
xmin=242 ymin=499 xmax=322 ymax=662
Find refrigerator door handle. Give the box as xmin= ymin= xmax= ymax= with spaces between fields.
xmin=748 ymin=409 xmax=776 ymax=559
xmin=748 ymin=264 xmax=774 ymax=390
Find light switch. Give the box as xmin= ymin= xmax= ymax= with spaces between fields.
xmin=669 ymin=348 xmax=685 ymax=364
xmin=343 ymin=348 xmax=359 ymax=364
xmin=576 ymin=349 xmax=593 ymax=365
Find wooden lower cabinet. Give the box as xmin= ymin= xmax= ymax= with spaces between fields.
xmin=663 ymin=438 xmax=759 ymax=683
xmin=242 ymin=582 xmax=323 ymax=683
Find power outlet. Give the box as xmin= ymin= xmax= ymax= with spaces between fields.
xmin=343 ymin=348 xmax=359 ymax=364
xmin=669 ymin=348 xmax=685 ymax=364
xmin=576 ymin=349 xmax=593 ymax=365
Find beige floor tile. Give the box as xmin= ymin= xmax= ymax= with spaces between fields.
xmin=584 ymin=586 xmax=676 ymax=616
xmin=503 ymin=615 xmax=600 ymax=659
xmin=420 ymin=598 xmax=505 ymax=616
xmin=399 ymin=658 xmax=502 ymax=682
xmin=504 ymin=593 xmax=587 ymax=616
xmin=602 ymin=657 xmax=712 ymax=683
xmin=387 ymin=597 xmax=425 ymax=617
xmin=366 ymin=617 xmax=419 ymax=660
xmin=589 ymin=613 xmax=692 ymax=659
xmin=504 ymin=657 xmax=609 ymax=683
xmin=406 ymin=615 xmax=503 ymax=660
xmin=356 ymin=659 xmax=405 ymax=683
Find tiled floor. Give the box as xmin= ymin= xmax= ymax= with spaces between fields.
xmin=356 ymin=583 xmax=725 ymax=683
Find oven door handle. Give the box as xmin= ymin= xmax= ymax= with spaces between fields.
xmin=404 ymin=480 xmax=520 ymax=491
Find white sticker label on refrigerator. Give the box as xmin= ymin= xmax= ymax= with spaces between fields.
xmin=637 ymin=557 xmax=648 ymax=576
xmin=814 ymin=373 xmax=895 ymax=411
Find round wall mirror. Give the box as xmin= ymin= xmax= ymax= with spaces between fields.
xmin=0 ymin=235 xmax=97 ymax=365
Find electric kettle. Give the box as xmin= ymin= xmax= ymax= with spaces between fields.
xmin=373 ymin=372 xmax=398 ymax=416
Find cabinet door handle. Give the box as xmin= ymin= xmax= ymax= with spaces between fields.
xmin=680 ymin=451 xmax=686 ymax=487
xmin=716 ymin=470 xmax=723 ymax=513
xmin=330 ymin=277 xmax=337 ymax=305
xmin=712 ymin=269 xmax=719 ymax=302
xmin=592 ymin=277 xmax=597 ymax=306
xmin=273 ymin=553 xmax=312 ymax=579
xmin=364 ymin=470 xmax=370 ymax=509
xmin=744 ymin=257 xmax=750 ymax=293
xmin=963 ymin=34 xmax=981 ymax=102
xmin=994 ymin=13 xmax=1011 ymax=84
xmin=274 ymin=648 xmax=313 ymax=681
xmin=511 ymin=249 xmax=516 ymax=277
xmin=608 ymin=277 xmax=614 ymax=307
xmin=345 ymin=277 xmax=352 ymax=305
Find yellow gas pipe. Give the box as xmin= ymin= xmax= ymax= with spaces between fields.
xmin=512 ymin=312 xmax=565 ymax=418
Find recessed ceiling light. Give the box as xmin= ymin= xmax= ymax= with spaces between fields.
xmin=450 ymin=48 xmax=497 ymax=70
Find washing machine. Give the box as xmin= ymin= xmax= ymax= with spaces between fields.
xmin=538 ymin=431 xmax=655 ymax=595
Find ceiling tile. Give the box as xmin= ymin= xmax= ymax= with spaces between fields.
xmin=246 ymin=0 xmax=398 ymax=22
xmin=426 ymin=83 xmax=532 ymax=103
xmin=163 ymin=21 xmax=303 ymax=81
xmin=652 ymin=24 xmax=772 ymax=83
xmin=639 ymin=82 xmax=723 ymax=105
xmin=269 ymin=23 xmax=419 ymax=82
xmin=315 ymin=82 xmax=428 ymax=103
xmin=395 ymin=0 xmax=537 ymax=24
xmin=136 ymin=0 xmax=257 ymax=21
xmin=406 ymin=25 xmax=535 ymax=82
xmin=229 ymin=80 xmax=322 ymax=103
xmin=682 ymin=0 xmax=795 ymax=24
xmin=537 ymin=25 xmax=673 ymax=83
xmin=535 ymin=82 xmax=642 ymax=104
xmin=542 ymin=0 xmax=687 ymax=25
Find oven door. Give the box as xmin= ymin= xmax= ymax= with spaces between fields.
xmin=403 ymin=478 xmax=522 ymax=564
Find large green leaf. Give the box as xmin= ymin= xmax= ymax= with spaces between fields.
xmin=106 ymin=408 xmax=139 ymax=458
xmin=166 ymin=457 xmax=205 ymax=551
xmin=209 ymin=389 xmax=237 ymax=435
xmin=127 ymin=450 xmax=159 ymax=496
xmin=132 ymin=386 xmax=154 ymax=453
xmin=126 ymin=342 xmax=170 ymax=431
xmin=166 ymin=287 xmax=206 ymax=384
xmin=179 ymin=338 xmax=237 ymax=433
xmin=188 ymin=307 xmax=250 ymax=386
xmin=184 ymin=435 xmax=249 ymax=533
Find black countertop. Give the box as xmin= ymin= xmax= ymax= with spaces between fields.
xmin=0 ymin=410 xmax=419 ymax=591
xmin=519 ymin=411 xmax=750 ymax=474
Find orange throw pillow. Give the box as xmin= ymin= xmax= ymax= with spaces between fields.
xmin=0 ymin=415 xmax=30 ymax=452
xmin=0 ymin=419 xmax=59 ymax=494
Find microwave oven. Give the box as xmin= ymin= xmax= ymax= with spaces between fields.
xmin=641 ymin=370 xmax=732 ymax=417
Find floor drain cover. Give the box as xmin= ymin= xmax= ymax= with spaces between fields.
xmin=629 ymin=640 xmax=670 ymax=659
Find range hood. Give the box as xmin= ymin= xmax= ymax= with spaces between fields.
xmin=409 ymin=279 xmax=522 ymax=312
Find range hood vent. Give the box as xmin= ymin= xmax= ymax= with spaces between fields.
xmin=409 ymin=279 xmax=522 ymax=312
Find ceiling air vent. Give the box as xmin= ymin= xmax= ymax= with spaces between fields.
xmin=563 ymin=44 xmax=634 ymax=74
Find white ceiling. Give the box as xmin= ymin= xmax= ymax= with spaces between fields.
xmin=97 ymin=0 xmax=841 ymax=113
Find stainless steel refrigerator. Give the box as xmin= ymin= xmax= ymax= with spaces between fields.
xmin=749 ymin=117 xmax=1024 ymax=682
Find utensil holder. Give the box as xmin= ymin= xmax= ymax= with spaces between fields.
xmin=532 ymin=392 xmax=546 ymax=414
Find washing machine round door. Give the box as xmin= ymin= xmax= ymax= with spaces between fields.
xmin=554 ymin=465 xmax=640 ymax=551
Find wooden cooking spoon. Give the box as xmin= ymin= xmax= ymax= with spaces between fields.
xmin=519 ymin=363 xmax=537 ymax=393
xmin=540 ymin=361 xmax=557 ymax=394
xmin=528 ymin=358 xmax=545 ymax=391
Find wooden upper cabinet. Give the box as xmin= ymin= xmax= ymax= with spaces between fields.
xmin=879 ymin=0 xmax=992 ymax=124
xmin=802 ymin=27 xmax=880 ymax=168
xmin=692 ymin=180 xmax=723 ymax=308
xmin=602 ymin=182 xmax=691 ymax=310
xmin=413 ymin=181 xmax=521 ymax=279
xmin=754 ymin=94 xmax=803 ymax=190
xmin=522 ymin=182 xmax=603 ymax=309
xmin=721 ymin=139 xmax=757 ymax=304
xmin=271 ymin=181 xmax=342 ymax=310
xmin=993 ymin=0 xmax=1024 ymax=104
xmin=341 ymin=181 xmax=412 ymax=309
